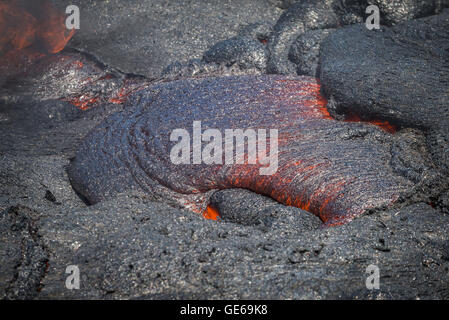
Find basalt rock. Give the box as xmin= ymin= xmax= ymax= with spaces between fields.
xmin=266 ymin=0 xmax=448 ymax=74
xmin=162 ymin=23 xmax=273 ymax=79
xmin=203 ymin=23 xmax=271 ymax=72
xmin=209 ymin=188 xmax=321 ymax=232
xmin=34 ymin=196 xmax=449 ymax=299
xmin=320 ymin=10 xmax=449 ymax=130
xmin=2 ymin=0 xmax=449 ymax=300
xmin=427 ymin=126 xmax=449 ymax=176
xmin=166 ymin=1 xmax=449 ymax=77
xmin=161 ymin=58 xmax=262 ymax=81
xmin=368 ymin=0 xmax=448 ymax=25
xmin=319 ymin=11 xmax=449 ymax=179
xmin=52 ymin=0 xmax=282 ymax=77
xmin=289 ymin=28 xmax=335 ymax=77
xmin=266 ymin=0 xmax=340 ymax=75
xmin=0 ymin=206 xmax=48 ymax=299
xmin=68 ymin=75 xmax=431 ymax=226
xmin=437 ymin=189 xmax=449 ymax=213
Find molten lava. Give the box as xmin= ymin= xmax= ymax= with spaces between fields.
xmin=0 ymin=3 xmax=402 ymax=225
xmin=203 ymin=205 xmax=221 ymax=221
xmin=278 ymin=79 xmax=396 ymax=133
xmin=0 ymin=0 xmax=74 ymax=75
xmin=344 ymin=113 xmax=397 ymax=134
xmin=0 ymin=0 xmax=74 ymax=55
xmin=64 ymin=76 xmax=150 ymax=110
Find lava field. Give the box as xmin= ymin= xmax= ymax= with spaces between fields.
xmin=1 ymin=0 xmax=449 ymax=300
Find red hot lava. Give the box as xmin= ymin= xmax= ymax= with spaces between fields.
xmin=0 ymin=0 xmax=74 ymax=71
xmin=344 ymin=113 xmax=397 ymax=134
xmin=203 ymin=204 xmax=221 ymax=221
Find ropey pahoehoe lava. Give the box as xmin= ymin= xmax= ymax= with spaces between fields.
xmin=68 ymin=75 xmax=417 ymax=226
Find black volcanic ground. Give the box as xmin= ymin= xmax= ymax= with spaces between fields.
xmin=1 ymin=0 xmax=449 ymax=299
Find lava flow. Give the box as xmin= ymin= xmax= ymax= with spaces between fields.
xmin=67 ymin=77 xmax=150 ymax=110
xmin=344 ymin=113 xmax=397 ymax=134
xmin=0 ymin=0 xmax=148 ymax=112
xmin=0 ymin=2 xmax=406 ymax=225
xmin=68 ymin=75 xmax=414 ymax=226
xmin=0 ymin=0 xmax=74 ymax=55
xmin=203 ymin=204 xmax=221 ymax=221
xmin=0 ymin=0 xmax=74 ymax=78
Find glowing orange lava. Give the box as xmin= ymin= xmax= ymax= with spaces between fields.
xmin=344 ymin=113 xmax=397 ymax=134
xmin=203 ymin=204 xmax=221 ymax=221
xmin=64 ymin=79 xmax=149 ymax=110
xmin=277 ymin=79 xmax=397 ymax=133
xmin=0 ymin=0 xmax=74 ymax=65
xmin=277 ymin=78 xmax=332 ymax=120
xmin=69 ymin=95 xmax=100 ymax=110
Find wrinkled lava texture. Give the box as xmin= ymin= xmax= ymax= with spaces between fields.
xmin=69 ymin=75 xmax=417 ymax=226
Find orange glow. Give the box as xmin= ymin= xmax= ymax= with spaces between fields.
xmin=203 ymin=204 xmax=220 ymax=221
xmin=0 ymin=0 xmax=74 ymax=57
xmin=276 ymin=79 xmax=332 ymax=120
xmin=344 ymin=113 xmax=397 ymax=134
xmin=109 ymin=86 xmax=130 ymax=104
xmin=65 ymin=79 xmax=148 ymax=110
xmin=275 ymin=79 xmax=397 ymax=133
xmin=68 ymin=95 xmax=99 ymax=110
xmin=109 ymin=80 xmax=149 ymax=105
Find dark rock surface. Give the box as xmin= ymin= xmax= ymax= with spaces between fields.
xmin=162 ymin=1 xmax=449 ymax=78
xmin=289 ymin=28 xmax=335 ymax=76
xmin=161 ymin=23 xmax=272 ymax=80
xmin=320 ymin=10 xmax=449 ymax=130
xmin=0 ymin=98 xmax=123 ymax=158
xmin=427 ymin=127 xmax=449 ymax=176
xmin=320 ymin=10 xmax=449 ymax=177
xmin=0 ymin=206 xmax=48 ymax=299
xmin=203 ymin=23 xmax=271 ymax=72
xmin=266 ymin=0 xmax=448 ymax=75
xmin=209 ymin=189 xmax=321 ymax=232
xmin=0 ymin=49 xmax=152 ymax=110
xmin=53 ymin=0 xmax=282 ymax=78
xmin=2 ymin=196 xmax=448 ymax=299
xmin=267 ymin=0 xmax=340 ymax=75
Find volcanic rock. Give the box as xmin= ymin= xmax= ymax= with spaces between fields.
xmin=320 ymin=10 xmax=449 ymax=177
xmin=209 ymin=189 xmax=321 ymax=232
xmin=2 ymin=0 xmax=449 ymax=301
xmin=0 ymin=49 xmax=150 ymax=110
xmin=320 ymin=10 xmax=449 ymax=130
xmin=11 ymin=196 xmax=449 ymax=299
xmin=203 ymin=23 xmax=271 ymax=72
xmin=289 ymin=28 xmax=335 ymax=76
xmin=0 ymin=206 xmax=48 ymax=299
xmin=53 ymin=0 xmax=282 ymax=77
xmin=267 ymin=0 xmax=340 ymax=75
xmin=266 ymin=0 xmax=448 ymax=74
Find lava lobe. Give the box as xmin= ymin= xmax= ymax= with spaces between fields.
xmin=68 ymin=75 xmax=415 ymax=226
